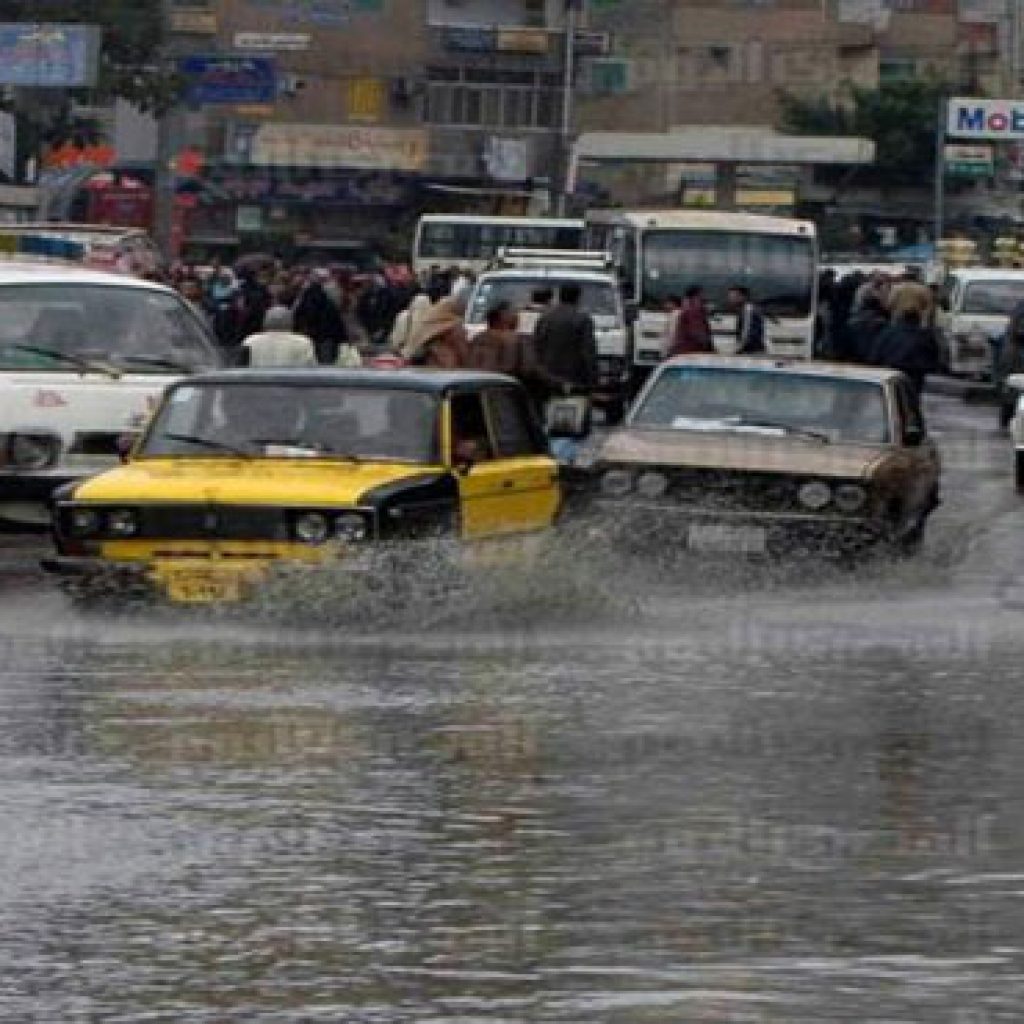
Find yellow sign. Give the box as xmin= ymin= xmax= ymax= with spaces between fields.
xmin=169 ymin=9 xmax=218 ymax=34
xmin=251 ymin=124 xmax=428 ymax=171
xmin=496 ymin=28 xmax=549 ymax=53
xmin=346 ymin=78 xmax=385 ymax=123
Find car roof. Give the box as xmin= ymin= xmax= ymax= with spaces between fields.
xmin=659 ymin=354 xmax=903 ymax=384
xmin=0 ymin=260 xmax=173 ymax=292
xmin=476 ymin=268 xmax=617 ymax=283
xmin=179 ymin=368 xmax=521 ymax=392
xmin=948 ymin=268 xmax=1024 ymax=281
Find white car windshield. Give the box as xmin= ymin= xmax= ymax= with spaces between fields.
xmin=141 ymin=383 xmax=441 ymax=463
xmin=0 ymin=284 xmax=218 ymax=372
xmin=467 ymin=278 xmax=620 ymax=324
xmin=632 ymin=366 xmax=891 ymax=444
xmin=961 ymin=281 xmax=1024 ymax=316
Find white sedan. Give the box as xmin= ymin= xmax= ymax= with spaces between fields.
xmin=1009 ymin=373 xmax=1024 ymax=492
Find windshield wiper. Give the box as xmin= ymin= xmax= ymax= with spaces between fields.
xmin=726 ymin=416 xmax=830 ymax=443
xmin=8 ymin=344 xmax=122 ymax=379
xmin=162 ymin=432 xmax=253 ymax=458
xmin=116 ymin=354 xmax=197 ymax=373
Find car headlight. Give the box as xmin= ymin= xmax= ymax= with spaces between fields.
xmin=335 ymin=512 xmax=369 ymax=542
xmin=5 ymin=432 xmax=61 ymax=470
xmin=69 ymin=507 xmax=100 ymax=536
xmin=106 ymin=508 xmax=139 ymax=537
xmin=636 ymin=471 xmax=669 ymax=499
xmin=294 ymin=512 xmax=330 ymax=545
xmin=833 ymin=484 xmax=867 ymax=513
xmin=797 ymin=481 xmax=832 ymax=510
xmin=601 ymin=469 xmax=635 ymax=496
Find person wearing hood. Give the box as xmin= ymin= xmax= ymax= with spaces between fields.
xmin=390 ymin=293 xmax=432 ymax=353
xmin=865 ymin=308 xmax=939 ymax=397
xmin=404 ymin=296 xmax=469 ymax=368
xmin=294 ymin=269 xmax=348 ymax=365
xmin=207 ymin=268 xmax=243 ymax=350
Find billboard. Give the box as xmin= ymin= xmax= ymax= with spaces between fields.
xmin=179 ymin=56 xmax=278 ymax=105
xmin=0 ymin=23 xmax=101 ymax=87
xmin=948 ymin=97 xmax=1024 ymax=140
xmin=250 ymin=124 xmax=428 ymax=171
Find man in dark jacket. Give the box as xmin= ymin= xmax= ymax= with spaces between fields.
xmin=866 ymin=309 xmax=939 ymax=398
xmin=294 ymin=270 xmax=347 ymax=364
xmin=532 ymin=282 xmax=598 ymax=395
xmin=727 ymin=285 xmax=766 ymax=354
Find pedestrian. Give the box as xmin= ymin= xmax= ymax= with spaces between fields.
xmin=727 ymin=285 xmax=766 ymax=355
xmin=866 ymin=308 xmax=939 ymax=398
xmin=887 ymin=267 xmax=935 ymax=327
xmin=997 ymin=296 xmax=1024 ymax=427
xmin=390 ymin=292 xmax=432 ymax=354
xmin=532 ymin=282 xmax=599 ymax=397
xmin=466 ymin=301 xmax=538 ymax=377
xmin=294 ymin=269 xmax=347 ymax=365
xmin=668 ymin=284 xmax=713 ymax=356
xmin=843 ymin=293 xmax=888 ymax=364
xmin=404 ymin=296 xmax=470 ymax=368
xmin=239 ymin=305 xmax=317 ymax=368
xmin=206 ymin=268 xmax=243 ymax=352
xmin=851 ymin=271 xmax=888 ymax=315
xmin=237 ymin=268 xmax=273 ymax=341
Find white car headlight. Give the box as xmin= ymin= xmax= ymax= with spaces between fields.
xmin=833 ymin=484 xmax=867 ymax=512
xmin=69 ymin=507 xmax=100 ymax=536
xmin=636 ymin=471 xmax=669 ymax=499
xmin=601 ymin=469 xmax=635 ymax=496
xmin=797 ymin=481 xmax=832 ymax=510
xmin=294 ymin=512 xmax=330 ymax=545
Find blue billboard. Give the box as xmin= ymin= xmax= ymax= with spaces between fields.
xmin=179 ymin=56 xmax=278 ymax=106
xmin=0 ymin=23 xmax=101 ymax=87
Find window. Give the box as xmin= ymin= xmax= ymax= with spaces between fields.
xmin=450 ymin=392 xmax=494 ymax=461
xmin=485 ymin=387 xmax=545 ymax=457
xmin=424 ymin=68 xmax=559 ymax=129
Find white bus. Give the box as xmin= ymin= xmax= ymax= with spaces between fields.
xmin=412 ymin=215 xmax=584 ymax=276
xmin=585 ymin=209 xmax=819 ymax=375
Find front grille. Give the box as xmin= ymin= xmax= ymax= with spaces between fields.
xmin=137 ymin=505 xmax=288 ymax=541
xmin=70 ymin=432 xmax=122 ymax=456
xmin=637 ymin=468 xmax=810 ymax=513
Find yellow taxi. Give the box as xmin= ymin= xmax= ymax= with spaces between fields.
xmin=44 ymin=369 xmax=563 ymax=603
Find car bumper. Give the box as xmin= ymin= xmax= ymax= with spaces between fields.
xmin=0 ymin=463 xmax=114 ymax=525
xmin=592 ymin=502 xmax=889 ymax=556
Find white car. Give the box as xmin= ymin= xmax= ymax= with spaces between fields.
xmin=0 ymin=261 xmax=221 ymax=526
xmin=936 ymin=269 xmax=1024 ymax=379
xmin=464 ymin=258 xmax=631 ymax=423
xmin=1007 ymin=373 xmax=1024 ymax=492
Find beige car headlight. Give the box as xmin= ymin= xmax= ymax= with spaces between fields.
xmin=833 ymin=484 xmax=867 ymax=512
xmin=797 ymin=481 xmax=832 ymax=510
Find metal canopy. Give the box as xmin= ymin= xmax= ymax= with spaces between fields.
xmin=573 ymin=131 xmax=876 ymax=165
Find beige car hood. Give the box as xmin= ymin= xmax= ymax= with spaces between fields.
xmin=599 ymin=428 xmax=887 ymax=480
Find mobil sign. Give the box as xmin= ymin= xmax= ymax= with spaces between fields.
xmin=948 ymin=97 xmax=1024 ymax=140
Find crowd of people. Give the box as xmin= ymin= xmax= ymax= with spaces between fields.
xmin=158 ymin=256 xmax=955 ymax=413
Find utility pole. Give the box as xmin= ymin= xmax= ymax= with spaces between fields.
xmin=153 ymin=0 xmax=182 ymax=262
xmin=934 ymin=95 xmax=946 ymax=245
xmin=556 ymin=0 xmax=579 ymax=215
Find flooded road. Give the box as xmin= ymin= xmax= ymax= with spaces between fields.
xmin=0 ymin=387 xmax=1022 ymax=1023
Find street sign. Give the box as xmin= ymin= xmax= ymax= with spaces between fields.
xmin=944 ymin=143 xmax=994 ymax=178
xmin=178 ymin=56 xmax=278 ymax=106
xmin=0 ymin=23 xmax=101 ymax=87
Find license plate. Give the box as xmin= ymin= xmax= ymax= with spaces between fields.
xmin=687 ymin=523 xmax=767 ymax=554
xmin=164 ymin=571 xmax=244 ymax=604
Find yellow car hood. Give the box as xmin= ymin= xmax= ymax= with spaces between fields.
xmin=73 ymin=458 xmax=443 ymax=507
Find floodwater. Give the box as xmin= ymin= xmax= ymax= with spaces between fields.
xmin=0 ymin=388 xmax=1022 ymax=1023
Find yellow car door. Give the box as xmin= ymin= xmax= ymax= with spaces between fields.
xmin=448 ymin=386 xmax=561 ymax=540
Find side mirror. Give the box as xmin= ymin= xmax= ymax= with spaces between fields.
xmin=116 ymin=432 xmax=137 ymax=463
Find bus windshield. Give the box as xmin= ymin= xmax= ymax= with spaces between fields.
xmin=642 ymin=230 xmax=816 ymax=317
xmin=417 ymin=220 xmax=584 ymax=266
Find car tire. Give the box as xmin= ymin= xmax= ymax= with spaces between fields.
xmin=1016 ymin=450 xmax=1024 ymax=494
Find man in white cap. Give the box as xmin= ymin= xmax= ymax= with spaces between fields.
xmin=240 ymin=305 xmax=318 ymax=368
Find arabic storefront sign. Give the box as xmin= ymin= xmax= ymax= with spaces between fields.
xmin=243 ymin=0 xmax=382 ymax=27
xmin=947 ymin=97 xmax=1024 ymax=141
xmin=233 ymin=32 xmax=311 ymax=51
xmin=496 ymin=29 xmax=549 ymax=54
xmin=250 ymin=124 xmax=428 ymax=171
xmin=0 ymin=23 xmax=101 ymax=87
xmin=179 ymin=56 xmax=278 ymax=106
xmin=944 ymin=143 xmax=994 ymax=178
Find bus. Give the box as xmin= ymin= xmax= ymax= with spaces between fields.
xmin=585 ymin=209 xmax=819 ymax=377
xmin=412 ymin=215 xmax=584 ymax=276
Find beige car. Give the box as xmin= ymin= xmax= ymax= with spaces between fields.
xmin=589 ymin=355 xmax=941 ymax=558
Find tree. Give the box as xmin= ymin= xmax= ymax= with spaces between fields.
xmin=778 ymin=79 xmax=950 ymax=188
xmin=0 ymin=2 xmax=180 ymax=113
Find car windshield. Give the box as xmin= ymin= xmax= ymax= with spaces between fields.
xmin=0 ymin=284 xmax=218 ymax=372
xmin=961 ymin=280 xmax=1024 ymax=316
xmin=642 ymin=230 xmax=816 ymax=317
xmin=631 ymin=366 xmax=890 ymax=444
xmin=140 ymin=383 xmax=441 ymax=463
xmin=467 ymin=277 xmax=620 ymax=324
